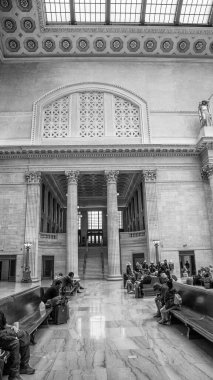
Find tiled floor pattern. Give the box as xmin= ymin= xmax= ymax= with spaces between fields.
xmin=2 ymin=280 xmax=213 ymax=380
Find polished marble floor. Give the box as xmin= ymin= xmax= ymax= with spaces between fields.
xmin=2 ymin=280 xmax=213 ymax=380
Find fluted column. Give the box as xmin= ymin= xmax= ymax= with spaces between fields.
xmin=25 ymin=171 xmax=41 ymax=282
xmin=137 ymin=185 xmax=144 ymax=230
xmin=201 ymin=164 xmax=213 ymax=253
xmin=105 ymin=170 xmax=122 ymax=280
xmin=142 ymin=169 xmax=160 ymax=264
xmin=66 ymin=170 xmax=79 ymax=278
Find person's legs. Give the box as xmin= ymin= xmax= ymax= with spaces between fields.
xmin=0 ymin=338 xmax=20 ymax=379
xmin=18 ymin=332 xmax=35 ymax=375
xmin=154 ymin=297 xmax=161 ymax=317
xmin=159 ymin=306 xmax=170 ymax=324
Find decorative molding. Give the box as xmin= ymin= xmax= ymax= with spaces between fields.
xmin=201 ymin=164 xmax=213 ymax=180
xmin=65 ymin=170 xmax=79 ymax=184
xmin=105 ymin=170 xmax=119 ymax=184
xmin=142 ymin=169 xmax=157 ymax=182
xmin=0 ymin=144 xmax=201 ymax=160
xmin=25 ymin=171 xmax=41 ymax=184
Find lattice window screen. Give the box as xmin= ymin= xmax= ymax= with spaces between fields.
xmin=42 ymin=96 xmax=69 ymax=138
xmin=79 ymin=92 xmax=104 ymax=137
xmin=114 ymin=96 xmax=140 ymax=137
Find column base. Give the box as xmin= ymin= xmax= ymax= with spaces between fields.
xmin=107 ymin=275 xmax=123 ymax=281
xmin=31 ymin=277 xmax=40 ymax=283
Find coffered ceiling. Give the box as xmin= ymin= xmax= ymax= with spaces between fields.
xmin=1 ymin=0 xmax=213 ymax=60
xmin=44 ymin=172 xmax=140 ymax=208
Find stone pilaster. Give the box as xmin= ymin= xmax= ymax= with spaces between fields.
xmin=142 ymin=169 xmax=160 ymax=264
xmin=201 ymin=164 xmax=213 ymax=253
xmin=66 ymin=170 xmax=79 ymax=278
xmin=137 ymin=185 xmax=144 ymax=230
xmin=105 ymin=170 xmax=122 ymax=280
xmin=25 ymin=171 xmax=41 ymax=282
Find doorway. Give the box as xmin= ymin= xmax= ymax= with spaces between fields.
xmin=42 ymin=256 xmax=54 ymax=280
xmin=132 ymin=253 xmax=145 ymax=270
xmin=0 ymin=256 xmax=16 ymax=281
xmin=179 ymin=251 xmax=196 ymax=277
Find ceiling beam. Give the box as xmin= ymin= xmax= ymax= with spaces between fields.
xmin=105 ymin=0 xmax=111 ymax=25
xmin=140 ymin=0 xmax=147 ymax=25
xmin=70 ymin=0 xmax=76 ymax=25
xmin=174 ymin=0 xmax=183 ymax=25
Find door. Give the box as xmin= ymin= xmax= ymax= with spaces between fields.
xmin=42 ymin=256 xmax=54 ymax=280
xmin=132 ymin=253 xmax=144 ymax=270
xmin=0 ymin=256 xmax=16 ymax=281
xmin=179 ymin=251 xmax=196 ymax=277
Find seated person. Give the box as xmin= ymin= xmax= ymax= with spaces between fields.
xmin=159 ymin=279 xmax=180 ymax=325
xmin=61 ymin=272 xmax=84 ymax=296
xmin=153 ymin=274 xmax=168 ymax=317
xmin=0 ymin=310 xmax=35 ymax=380
xmin=149 ymin=261 xmax=156 ymax=274
xmin=126 ymin=273 xmax=136 ymax=294
xmin=42 ymin=279 xmax=62 ymax=306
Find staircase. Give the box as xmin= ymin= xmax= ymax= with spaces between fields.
xmin=78 ymin=247 xmax=108 ymax=279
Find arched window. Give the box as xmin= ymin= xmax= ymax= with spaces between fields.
xmin=32 ymin=83 xmax=150 ymax=144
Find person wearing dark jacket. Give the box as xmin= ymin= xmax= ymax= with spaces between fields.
xmin=0 ymin=311 xmax=35 ymax=380
xmin=42 ymin=280 xmax=62 ymax=305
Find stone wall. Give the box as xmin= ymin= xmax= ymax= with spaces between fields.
xmin=1 ymin=59 xmax=213 ymax=145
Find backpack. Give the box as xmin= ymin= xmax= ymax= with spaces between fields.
xmin=174 ymin=293 xmax=182 ymax=306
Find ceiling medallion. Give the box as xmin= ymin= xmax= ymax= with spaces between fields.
xmin=127 ymin=39 xmax=140 ymax=52
xmin=161 ymin=38 xmax=174 ymax=52
xmin=77 ymin=38 xmax=89 ymax=51
xmin=17 ymin=0 xmax=32 ymax=12
xmin=110 ymin=38 xmax=123 ymax=52
xmin=144 ymin=38 xmax=157 ymax=52
xmin=2 ymin=18 xmax=17 ymax=33
xmin=59 ymin=38 xmax=72 ymax=52
xmin=20 ymin=17 xmax=36 ymax=33
xmin=209 ymin=42 xmax=213 ymax=54
xmin=24 ymin=38 xmax=38 ymax=52
xmin=177 ymin=38 xmax=190 ymax=53
xmin=6 ymin=38 xmax=20 ymax=52
xmin=0 ymin=0 xmax=12 ymax=11
xmin=94 ymin=38 xmax=106 ymax=52
xmin=42 ymin=38 xmax=55 ymax=52
xmin=194 ymin=39 xmax=206 ymax=53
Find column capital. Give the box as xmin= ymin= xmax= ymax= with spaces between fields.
xmin=25 ymin=171 xmax=41 ymax=185
xmin=201 ymin=164 xmax=213 ymax=180
xmin=105 ymin=170 xmax=119 ymax=183
xmin=65 ymin=170 xmax=79 ymax=184
xmin=142 ymin=169 xmax=157 ymax=182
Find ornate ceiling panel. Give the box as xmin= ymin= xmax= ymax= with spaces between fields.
xmin=1 ymin=0 xmax=213 ymax=60
xmin=46 ymin=172 xmax=138 ymax=207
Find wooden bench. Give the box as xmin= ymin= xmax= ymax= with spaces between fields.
xmin=0 ymin=286 xmax=52 ymax=345
xmin=170 ymin=282 xmax=213 ymax=342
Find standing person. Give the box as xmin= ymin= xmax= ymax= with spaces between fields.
xmin=185 ymin=260 xmax=190 ymax=275
xmin=0 ymin=311 xmax=35 ymax=380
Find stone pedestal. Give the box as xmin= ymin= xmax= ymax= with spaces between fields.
xmin=66 ymin=171 xmax=79 ymax=278
xmin=105 ymin=171 xmax=122 ymax=280
xmin=24 ymin=172 xmax=41 ymax=282
xmin=142 ymin=169 xmax=160 ymax=264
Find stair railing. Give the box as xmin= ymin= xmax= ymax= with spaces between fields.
xmin=101 ymin=251 xmax=104 ymax=278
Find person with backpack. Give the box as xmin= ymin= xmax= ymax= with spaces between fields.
xmin=158 ymin=279 xmax=182 ymax=325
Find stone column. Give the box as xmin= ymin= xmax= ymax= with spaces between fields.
xmin=25 ymin=171 xmax=41 ymax=282
xmin=201 ymin=164 xmax=213 ymax=253
xmin=142 ymin=169 xmax=160 ymax=264
xmin=66 ymin=170 xmax=79 ymax=278
xmin=105 ymin=170 xmax=122 ymax=280
xmin=137 ymin=185 xmax=144 ymax=231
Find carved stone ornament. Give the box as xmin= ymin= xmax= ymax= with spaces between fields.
xmin=25 ymin=171 xmax=41 ymax=184
xmin=105 ymin=170 xmax=119 ymax=184
xmin=201 ymin=165 xmax=213 ymax=180
xmin=142 ymin=169 xmax=157 ymax=182
xmin=65 ymin=170 xmax=79 ymax=184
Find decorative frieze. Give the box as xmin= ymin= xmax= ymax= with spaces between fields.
xmin=25 ymin=171 xmax=41 ymax=184
xmin=201 ymin=165 xmax=213 ymax=180
xmin=142 ymin=169 xmax=157 ymax=182
xmin=105 ymin=170 xmax=119 ymax=184
xmin=65 ymin=170 xmax=79 ymax=184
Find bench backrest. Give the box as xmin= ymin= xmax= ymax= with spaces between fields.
xmin=0 ymin=286 xmax=41 ymax=324
xmin=173 ymin=282 xmax=213 ymax=318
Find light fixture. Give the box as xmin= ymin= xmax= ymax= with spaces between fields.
xmin=153 ymin=240 xmax=160 ymax=264
xmin=22 ymin=242 xmax=32 ymax=283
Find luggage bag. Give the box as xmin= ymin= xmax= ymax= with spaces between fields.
xmin=54 ymin=302 xmax=69 ymax=324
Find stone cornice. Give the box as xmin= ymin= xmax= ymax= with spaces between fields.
xmin=0 ymin=144 xmax=200 ymax=160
